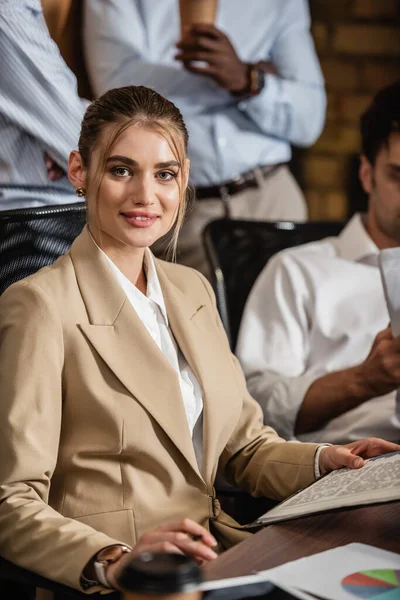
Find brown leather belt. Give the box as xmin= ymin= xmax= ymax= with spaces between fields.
xmin=195 ymin=162 xmax=286 ymax=200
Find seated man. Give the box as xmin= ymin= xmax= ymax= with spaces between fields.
xmin=0 ymin=0 xmax=87 ymax=210
xmin=236 ymin=81 xmax=400 ymax=445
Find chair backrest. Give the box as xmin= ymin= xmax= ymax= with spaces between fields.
xmin=203 ymin=218 xmax=346 ymax=349
xmin=0 ymin=203 xmax=86 ymax=295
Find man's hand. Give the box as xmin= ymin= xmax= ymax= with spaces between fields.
xmin=318 ymin=438 xmax=400 ymax=476
xmin=44 ymin=153 xmax=64 ymax=181
xmin=356 ymin=326 xmax=400 ymax=399
xmin=175 ymin=24 xmax=248 ymax=93
xmin=106 ymin=518 xmax=217 ymax=590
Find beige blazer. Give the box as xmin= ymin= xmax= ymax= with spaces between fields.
xmin=0 ymin=227 xmax=318 ymax=592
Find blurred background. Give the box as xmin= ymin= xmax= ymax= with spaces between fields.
xmin=43 ymin=0 xmax=400 ymax=221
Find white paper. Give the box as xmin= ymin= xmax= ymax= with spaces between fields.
xmin=263 ymin=543 xmax=400 ymax=600
xmin=200 ymin=572 xmax=270 ymax=592
xmin=201 ymin=570 xmax=317 ymax=599
xmin=379 ymin=248 xmax=400 ymax=337
xmin=378 ymin=248 xmax=400 ymax=425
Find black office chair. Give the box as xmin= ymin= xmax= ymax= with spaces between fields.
xmin=0 ymin=202 xmax=87 ymax=295
xmin=0 ymin=203 xmax=116 ymax=599
xmin=203 ymin=218 xmax=346 ymax=350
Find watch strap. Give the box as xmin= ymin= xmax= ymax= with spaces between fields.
xmin=248 ymin=63 xmax=265 ymax=96
xmin=231 ymin=63 xmax=265 ymax=99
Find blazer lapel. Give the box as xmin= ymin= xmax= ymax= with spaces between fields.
xmin=156 ymin=264 xmax=242 ymax=484
xmin=69 ymin=228 xmax=202 ymax=478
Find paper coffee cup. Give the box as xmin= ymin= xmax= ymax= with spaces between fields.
xmin=179 ymin=0 xmax=218 ymax=37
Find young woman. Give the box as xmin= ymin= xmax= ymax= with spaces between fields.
xmin=0 ymin=86 xmax=397 ymax=596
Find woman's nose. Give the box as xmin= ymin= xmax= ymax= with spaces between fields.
xmin=131 ymin=177 xmax=154 ymax=206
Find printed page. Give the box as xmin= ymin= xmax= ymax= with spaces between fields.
xmin=264 ymin=543 xmax=400 ymax=600
xmin=379 ymin=248 xmax=400 ymax=337
xmin=255 ymin=451 xmax=400 ymax=526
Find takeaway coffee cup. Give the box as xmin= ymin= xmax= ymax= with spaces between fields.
xmin=118 ymin=552 xmax=203 ymax=600
xmin=179 ymin=0 xmax=218 ymax=37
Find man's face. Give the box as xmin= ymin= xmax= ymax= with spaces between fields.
xmin=361 ymin=132 xmax=400 ymax=246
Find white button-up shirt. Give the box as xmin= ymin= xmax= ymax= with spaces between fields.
xmin=237 ymin=214 xmax=400 ymax=445
xmin=99 ymin=246 xmax=204 ymax=468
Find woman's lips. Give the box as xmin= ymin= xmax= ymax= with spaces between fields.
xmin=121 ymin=212 xmax=159 ymax=228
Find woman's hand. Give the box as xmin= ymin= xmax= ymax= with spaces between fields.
xmin=106 ymin=518 xmax=218 ymax=590
xmin=318 ymin=437 xmax=400 ymax=476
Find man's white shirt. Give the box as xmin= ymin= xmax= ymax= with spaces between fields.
xmin=237 ymin=214 xmax=400 ymax=444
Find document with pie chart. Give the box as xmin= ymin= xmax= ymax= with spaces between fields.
xmin=264 ymin=543 xmax=400 ymax=600
xmin=342 ymin=569 xmax=400 ymax=600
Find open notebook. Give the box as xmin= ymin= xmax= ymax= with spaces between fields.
xmin=250 ymin=451 xmax=400 ymax=527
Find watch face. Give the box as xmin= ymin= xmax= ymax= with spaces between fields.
xmin=98 ymin=545 xmax=130 ymax=563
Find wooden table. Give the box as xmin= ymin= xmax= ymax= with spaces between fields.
xmin=204 ymin=501 xmax=400 ymax=598
xmin=1 ymin=502 xmax=398 ymax=599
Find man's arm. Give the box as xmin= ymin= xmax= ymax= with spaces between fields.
xmin=0 ymin=5 xmax=85 ymax=172
xmin=237 ymin=252 xmax=400 ymax=439
xmin=83 ymin=0 xmax=230 ymax=112
xmin=296 ymin=326 xmax=400 ymax=434
xmin=175 ymin=0 xmax=326 ymax=146
xmin=236 ymin=0 xmax=326 ymax=146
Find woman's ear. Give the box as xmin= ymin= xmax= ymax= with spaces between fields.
xmin=68 ymin=151 xmax=87 ymax=190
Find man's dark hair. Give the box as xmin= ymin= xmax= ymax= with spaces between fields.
xmin=360 ymin=80 xmax=400 ymax=165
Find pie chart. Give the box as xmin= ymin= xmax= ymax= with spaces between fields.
xmin=341 ymin=569 xmax=400 ymax=600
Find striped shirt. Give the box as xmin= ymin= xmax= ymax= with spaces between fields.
xmin=0 ymin=0 xmax=86 ymax=209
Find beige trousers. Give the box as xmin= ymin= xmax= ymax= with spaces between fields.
xmin=174 ymin=165 xmax=307 ymax=279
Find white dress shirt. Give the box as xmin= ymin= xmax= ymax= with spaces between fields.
xmin=99 ymin=246 xmax=204 ymax=469
xmin=84 ymin=0 xmax=326 ymax=187
xmin=0 ymin=0 xmax=86 ymax=208
xmin=236 ymin=214 xmax=400 ymax=445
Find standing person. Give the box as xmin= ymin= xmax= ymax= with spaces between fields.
xmin=0 ymin=85 xmax=395 ymax=597
xmin=237 ymin=81 xmax=400 ymax=445
xmin=0 ymin=0 xmax=87 ymax=210
xmin=83 ymin=0 xmax=326 ymax=276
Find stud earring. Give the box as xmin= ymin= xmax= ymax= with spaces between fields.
xmin=75 ymin=187 xmax=86 ymax=197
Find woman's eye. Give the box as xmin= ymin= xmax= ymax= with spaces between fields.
xmin=111 ymin=167 xmax=131 ymax=177
xmin=157 ymin=171 xmax=176 ymax=181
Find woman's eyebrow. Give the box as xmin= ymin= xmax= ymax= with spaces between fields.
xmin=106 ymin=155 xmax=137 ymax=165
xmin=106 ymin=156 xmax=180 ymax=169
xmin=155 ymin=160 xmax=181 ymax=169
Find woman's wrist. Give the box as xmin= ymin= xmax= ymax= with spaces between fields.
xmin=82 ymin=544 xmax=131 ymax=590
xmin=105 ymin=550 xmax=134 ymax=589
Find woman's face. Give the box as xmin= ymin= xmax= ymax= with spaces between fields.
xmin=85 ymin=124 xmax=188 ymax=252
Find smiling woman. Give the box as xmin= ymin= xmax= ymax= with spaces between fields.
xmin=69 ymin=86 xmax=191 ymax=270
xmin=0 ymin=85 xmax=398 ymax=600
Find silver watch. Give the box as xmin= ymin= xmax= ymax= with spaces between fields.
xmin=91 ymin=544 xmax=131 ymax=588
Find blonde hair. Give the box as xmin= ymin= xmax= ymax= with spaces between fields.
xmin=78 ymin=86 xmax=192 ymax=260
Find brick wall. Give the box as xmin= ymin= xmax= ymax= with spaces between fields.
xmin=301 ymin=0 xmax=400 ymax=220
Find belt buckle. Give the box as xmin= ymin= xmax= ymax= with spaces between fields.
xmin=219 ymin=184 xmax=231 ymax=218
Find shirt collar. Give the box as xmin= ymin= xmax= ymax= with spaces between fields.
xmin=88 ymin=232 xmax=169 ymax=325
xmin=143 ymin=249 xmax=169 ymax=325
xmin=336 ymin=213 xmax=379 ymax=263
